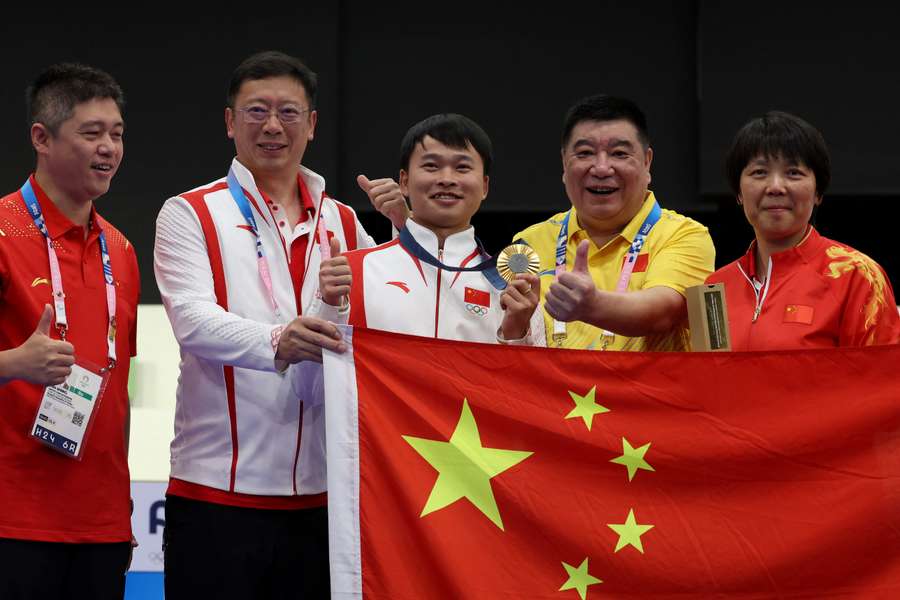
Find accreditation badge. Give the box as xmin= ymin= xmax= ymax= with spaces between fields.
xmin=31 ymin=358 xmax=110 ymax=460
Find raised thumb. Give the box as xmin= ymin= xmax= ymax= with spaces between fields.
xmin=329 ymin=236 xmax=342 ymax=258
xmin=572 ymin=240 xmax=590 ymax=274
xmin=356 ymin=174 xmax=372 ymax=191
xmin=35 ymin=304 xmax=54 ymax=336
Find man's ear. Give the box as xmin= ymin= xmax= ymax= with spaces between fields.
xmin=31 ymin=123 xmax=52 ymax=155
xmin=225 ymin=107 xmax=235 ymax=139
xmin=307 ymin=110 xmax=318 ymax=142
xmin=644 ymin=146 xmax=653 ymax=187
xmin=482 ymin=175 xmax=490 ymax=200
xmin=560 ymin=148 xmax=567 ymax=184
xmin=399 ymin=169 xmax=409 ymax=197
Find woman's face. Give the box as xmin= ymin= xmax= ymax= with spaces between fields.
xmin=738 ymin=154 xmax=821 ymax=248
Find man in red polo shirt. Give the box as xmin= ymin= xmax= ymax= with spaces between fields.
xmin=0 ymin=63 xmax=139 ymax=599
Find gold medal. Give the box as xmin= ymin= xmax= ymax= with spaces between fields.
xmin=496 ymin=244 xmax=540 ymax=283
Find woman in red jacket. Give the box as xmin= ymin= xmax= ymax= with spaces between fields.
xmin=707 ymin=111 xmax=900 ymax=350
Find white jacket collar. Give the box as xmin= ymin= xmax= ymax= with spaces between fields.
xmin=405 ymin=219 xmax=481 ymax=267
xmin=229 ymin=158 xmax=328 ymax=226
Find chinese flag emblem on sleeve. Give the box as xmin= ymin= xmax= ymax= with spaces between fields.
xmin=324 ymin=328 xmax=900 ymax=599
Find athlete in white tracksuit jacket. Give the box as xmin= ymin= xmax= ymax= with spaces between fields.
xmin=316 ymin=113 xmax=545 ymax=346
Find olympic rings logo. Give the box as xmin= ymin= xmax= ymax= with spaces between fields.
xmin=466 ymin=303 xmax=489 ymax=317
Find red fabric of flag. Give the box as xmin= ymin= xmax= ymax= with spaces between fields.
xmin=325 ymin=328 xmax=900 ymax=599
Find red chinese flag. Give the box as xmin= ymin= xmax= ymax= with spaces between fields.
xmin=784 ymin=304 xmax=815 ymax=324
xmin=621 ymin=252 xmax=649 ymax=273
xmin=324 ymin=328 xmax=900 ymax=599
xmin=464 ymin=286 xmax=491 ymax=308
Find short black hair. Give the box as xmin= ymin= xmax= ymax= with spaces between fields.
xmin=725 ymin=111 xmax=831 ymax=197
xmin=399 ymin=113 xmax=493 ymax=176
xmin=561 ymin=94 xmax=650 ymax=150
xmin=227 ymin=50 xmax=318 ymax=109
xmin=26 ymin=63 xmax=124 ymax=135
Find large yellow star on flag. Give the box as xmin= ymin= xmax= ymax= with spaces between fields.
xmin=608 ymin=508 xmax=654 ymax=553
xmin=402 ymin=398 xmax=533 ymax=530
xmin=565 ymin=386 xmax=610 ymax=430
xmin=559 ymin=557 xmax=602 ymax=599
xmin=610 ymin=437 xmax=655 ymax=482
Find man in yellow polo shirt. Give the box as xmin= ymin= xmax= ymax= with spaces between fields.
xmin=515 ymin=94 xmax=714 ymax=351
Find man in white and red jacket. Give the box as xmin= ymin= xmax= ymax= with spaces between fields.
xmin=154 ymin=51 xmax=374 ymax=599
xmin=317 ymin=113 xmax=544 ymax=345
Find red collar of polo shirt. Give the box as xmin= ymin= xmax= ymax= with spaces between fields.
xmin=28 ymin=174 xmax=101 ymax=240
xmin=256 ymin=172 xmax=317 ymax=225
xmin=296 ymin=172 xmax=316 ymax=219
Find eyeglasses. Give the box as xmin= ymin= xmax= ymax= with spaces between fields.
xmin=236 ymin=106 xmax=311 ymax=125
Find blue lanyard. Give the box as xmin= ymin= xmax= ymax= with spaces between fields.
xmin=227 ymin=169 xmax=264 ymax=259
xmin=554 ymin=201 xmax=662 ymax=284
xmin=20 ymin=179 xmax=118 ymax=369
xmin=628 ymin=201 xmax=662 ymax=255
xmin=398 ymin=226 xmax=507 ymax=290
xmin=551 ymin=199 xmax=662 ymax=348
xmin=554 ymin=210 xmax=572 ymax=274
xmin=226 ymin=168 xmax=281 ymax=315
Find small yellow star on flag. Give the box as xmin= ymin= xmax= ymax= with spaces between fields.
xmin=559 ymin=557 xmax=602 ymax=599
xmin=565 ymin=386 xmax=610 ymax=430
xmin=610 ymin=437 xmax=655 ymax=482
xmin=403 ymin=398 xmax=533 ymax=530
xmin=608 ymin=508 xmax=654 ymax=553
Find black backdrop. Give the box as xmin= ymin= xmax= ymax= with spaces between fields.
xmin=2 ymin=1 xmax=897 ymax=302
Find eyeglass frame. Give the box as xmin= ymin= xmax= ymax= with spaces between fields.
xmin=235 ymin=105 xmax=313 ymax=125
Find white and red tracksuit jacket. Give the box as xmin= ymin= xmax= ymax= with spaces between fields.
xmin=154 ymin=158 xmax=374 ymax=506
xmin=316 ymin=219 xmax=545 ymax=345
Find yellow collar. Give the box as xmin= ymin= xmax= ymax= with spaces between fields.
xmin=568 ymin=190 xmax=658 ymax=249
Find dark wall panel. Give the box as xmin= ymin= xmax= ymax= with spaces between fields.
xmin=339 ymin=1 xmax=698 ymax=214
xmin=699 ymin=1 xmax=900 ymax=195
xmin=0 ymin=12 xmax=340 ymax=304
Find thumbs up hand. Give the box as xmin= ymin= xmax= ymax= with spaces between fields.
xmin=319 ymin=237 xmax=351 ymax=308
xmin=544 ymin=240 xmax=598 ymax=323
xmin=6 ymin=305 xmax=76 ymax=386
xmin=571 ymin=238 xmax=590 ymax=275
xmin=358 ymin=174 xmax=410 ymax=230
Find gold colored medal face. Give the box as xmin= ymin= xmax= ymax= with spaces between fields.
xmin=496 ymin=244 xmax=540 ymax=282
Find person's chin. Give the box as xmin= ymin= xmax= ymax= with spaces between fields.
xmin=88 ymin=179 xmax=112 ymax=198
xmin=581 ymin=199 xmax=621 ymax=219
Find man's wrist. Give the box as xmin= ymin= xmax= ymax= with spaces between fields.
xmin=271 ymin=325 xmax=285 ymax=357
xmin=0 ymin=348 xmax=21 ymax=384
xmin=497 ymin=326 xmax=530 ymax=344
xmin=583 ymin=289 xmax=607 ymax=328
xmin=498 ymin=320 xmax=529 ymax=343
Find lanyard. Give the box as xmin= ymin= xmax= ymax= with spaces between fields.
xmin=226 ymin=168 xmax=281 ymax=317
xmin=398 ymin=226 xmax=507 ymax=290
xmin=551 ymin=211 xmax=574 ymax=344
xmin=553 ymin=201 xmax=662 ymax=348
xmin=20 ymin=179 xmax=117 ymax=370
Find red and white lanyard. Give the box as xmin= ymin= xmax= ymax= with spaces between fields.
xmin=21 ymin=179 xmax=117 ymax=370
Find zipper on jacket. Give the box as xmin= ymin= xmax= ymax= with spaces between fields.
xmin=738 ymin=258 xmax=773 ymax=324
xmin=434 ymin=249 xmax=443 ymax=338
xmin=291 ymin=401 xmax=304 ymax=494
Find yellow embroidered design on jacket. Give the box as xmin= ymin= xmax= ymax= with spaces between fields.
xmin=825 ymin=246 xmax=888 ymax=342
